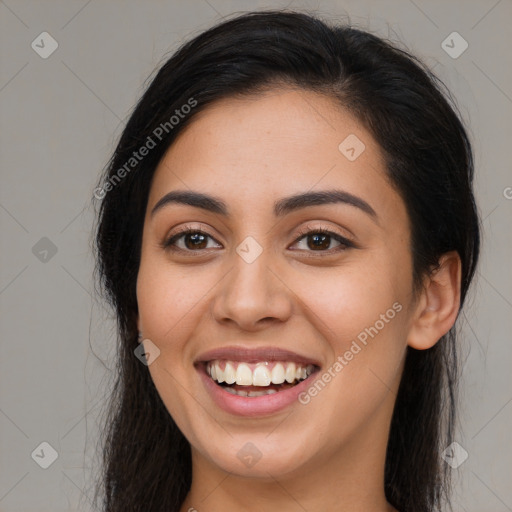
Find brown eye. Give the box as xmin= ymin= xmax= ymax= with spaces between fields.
xmin=163 ymin=229 xmax=222 ymax=252
xmin=291 ymin=227 xmax=354 ymax=253
xmin=182 ymin=232 xmax=208 ymax=250
xmin=305 ymin=232 xmax=332 ymax=250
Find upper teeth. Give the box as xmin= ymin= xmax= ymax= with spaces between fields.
xmin=206 ymin=360 xmax=315 ymax=386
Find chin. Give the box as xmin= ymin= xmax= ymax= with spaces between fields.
xmin=192 ymin=431 xmax=316 ymax=479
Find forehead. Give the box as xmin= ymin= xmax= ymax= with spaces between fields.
xmin=148 ymin=88 xmax=404 ymax=226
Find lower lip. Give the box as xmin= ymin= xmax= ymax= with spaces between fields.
xmin=197 ymin=365 xmax=317 ymax=417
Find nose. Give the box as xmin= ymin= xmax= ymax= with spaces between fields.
xmin=211 ymin=249 xmax=293 ymax=332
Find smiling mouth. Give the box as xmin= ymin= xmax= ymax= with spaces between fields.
xmin=205 ymin=359 xmax=319 ymax=397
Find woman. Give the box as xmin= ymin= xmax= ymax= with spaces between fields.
xmin=93 ymin=10 xmax=480 ymax=512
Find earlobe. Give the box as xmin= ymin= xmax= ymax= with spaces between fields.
xmin=407 ymin=251 xmax=462 ymax=350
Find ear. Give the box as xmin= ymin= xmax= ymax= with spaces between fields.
xmin=407 ymin=251 xmax=462 ymax=350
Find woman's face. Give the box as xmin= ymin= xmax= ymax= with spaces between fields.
xmin=136 ymin=88 xmax=417 ymax=478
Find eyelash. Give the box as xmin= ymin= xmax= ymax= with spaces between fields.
xmin=161 ymin=223 xmax=354 ymax=255
xmin=292 ymin=225 xmax=354 ymax=253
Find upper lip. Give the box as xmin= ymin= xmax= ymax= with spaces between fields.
xmin=195 ymin=346 xmax=321 ymax=367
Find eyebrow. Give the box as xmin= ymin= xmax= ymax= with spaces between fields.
xmin=151 ymin=189 xmax=377 ymax=220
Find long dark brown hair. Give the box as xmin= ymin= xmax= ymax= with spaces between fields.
xmin=92 ymin=10 xmax=480 ymax=512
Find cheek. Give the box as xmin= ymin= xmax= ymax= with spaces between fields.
xmin=136 ymin=254 xmax=218 ymax=345
xmin=136 ymin=256 xmax=213 ymax=438
xmin=297 ymin=265 xmax=408 ymax=435
xmin=293 ymin=260 xmax=404 ymax=347
xmin=289 ymin=253 xmax=411 ymax=409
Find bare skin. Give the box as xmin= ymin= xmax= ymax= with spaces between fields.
xmin=135 ymin=87 xmax=461 ymax=512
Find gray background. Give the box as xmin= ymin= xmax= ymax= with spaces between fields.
xmin=1 ymin=1 xmax=511 ymax=511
